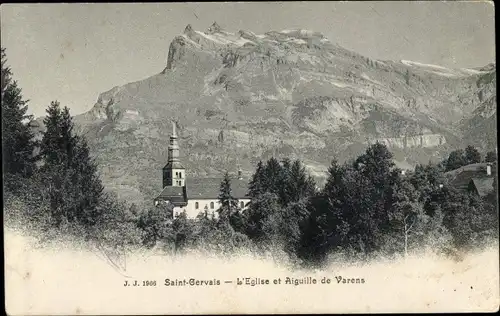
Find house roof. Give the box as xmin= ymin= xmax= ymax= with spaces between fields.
xmin=155 ymin=186 xmax=187 ymax=205
xmin=445 ymin=162 xmax=496 ymax=190
xmin=186 ymin=177 xmax=250 ymax=199
xmin=470 ymin=178 xmax=495 ymax=197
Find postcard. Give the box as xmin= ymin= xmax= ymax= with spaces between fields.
xmin=2 ymin=2 xmax=498 ymax=314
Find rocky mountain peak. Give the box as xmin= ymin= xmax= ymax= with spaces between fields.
xmin=184 ymin=24 xmax=194 ymax=34
xmin=207 ymin=21 xmax=222 ymax=34
xmin=78 ymin=24 xmax=496 ymax=205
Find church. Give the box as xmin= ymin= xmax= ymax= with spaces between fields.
xmin=154 ymin=122 xmax=251 ymax=219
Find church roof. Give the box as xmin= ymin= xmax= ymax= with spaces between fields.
xmin=155 ymin=186 xmax=187 ymax=205
xmin=164 ymin=161 xmax=185 ymax=169
xmin=186 ymin=177 xmax=250 ymax=199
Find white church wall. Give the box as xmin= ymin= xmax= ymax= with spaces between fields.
xmin=173 ymin=198 xmax=251 ymax=219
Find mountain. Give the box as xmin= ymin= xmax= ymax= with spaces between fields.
xmin=41 ymin=23 xmax=497 ymax=206
xmin=458 ymin=65 xmax=497 ymax=150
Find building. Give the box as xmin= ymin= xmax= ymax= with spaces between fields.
xmin=154 ymin=122 xmax=251 ymax=219
xmin=445 ymin=162 xmax=497 ymax=204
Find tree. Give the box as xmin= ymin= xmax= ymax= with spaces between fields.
xmin=464 ymin=145 xmax=481 ymax=165
xmin=323 ymin=159 xmax=345 ymax=203
xmin=70 ymin=135 xmax=105 ymax=226
xmin=193 ymin=210 xmax=250 ymax=254
xmin=264 ymin=157 xmax=284 ymax=194
xmin=1 ymin=48 xmax=12 ymax=96
xmin=228 ymin=210 xmax=246 ymax=235
xmin=243 ymin=192 xmax=281 ymax=242
xmin=217 ymin=171 xmax=239 ymax=222
xmin=40 ymin=103 xmax=104 ymax=228
xmin=249 ymin=158 xmax=315 ymax=208
xmin=445 ymin=149 xmax=467 ymax=171
xmin=387 ymin=176 xmax=427 ymax=257
xmin=279 ymin=159 xmax=316 ymax=206
xmin=90 ymin=192 xmax=143 ymax=249
xmin=1 ymin=47 xmax=37 ymax=183
xmin=280 ymin=199 xmax=311 ymax=257
xmin=248 ymin=160 xmax=265 ymax=198
xmin=137 ymin=203 xmax=174 ymax=248
xmin=311 ymin=143 xmax=400 ymax=258
xmin=410 ymin=162 xmax=446 ymax=207
xmin=354 ymin=142 xmax=395 ymax=185
xmin=168 ymin=211 xmax=195 ymax=253
xmin=485 ymin=151 xmax=497 ymax=163
xmin=41 ymin=101 xmax=63 ymax=166
xmin=442 ymin=192 xmax=496 ymax=249
xmin=296 ymin=193 xmax=333 ymax=264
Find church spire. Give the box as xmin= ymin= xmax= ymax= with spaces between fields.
xmin=163 ymin=120 xmax=185 ymax=187
xmin=168 ymin=120 xmax=180 ymax=162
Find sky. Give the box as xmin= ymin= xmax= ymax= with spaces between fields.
xmin=0 ymin=2 xmax=495 ymax=118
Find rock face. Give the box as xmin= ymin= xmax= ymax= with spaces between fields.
xmin=69 ymin=24 xmax=496 ymax=206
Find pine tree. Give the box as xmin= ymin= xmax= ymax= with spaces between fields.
xmin=1 ymin=48 xmax=12 ymax=96
xmin=290 ymin=160 xmax=316 ymax=200
xmin=266 ymin=157 xmax=283 ymax=190
xmin=278 ymin=159 xmax=316 ymax=206
xmin=1 ymin=47 xmax=37 ymax=183
xmin=278 ymin=158 xmax=292 ymax=205
xmin=40 ymin=103 xmax=104 ymax=227
xmin=70 ymin=135 xmax=105 ymax=226
xmin=323 ymin=159 xmax=345 ymax=202
xmin=248 ymin=160 xmax=265 ymax=198
xmin=218 ymin=171 xmax=239 ymax=222
xmin=60 ymin=107 xmax=79 ymax=168
xmin=41 ymin=101 xmax=64 ymax=167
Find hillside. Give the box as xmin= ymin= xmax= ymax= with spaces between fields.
xmin=37 ymin=23 xmax=496 ymax=206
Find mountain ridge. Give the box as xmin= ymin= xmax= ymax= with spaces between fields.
xmin=34 ymin=24 xmax=497 ymax=206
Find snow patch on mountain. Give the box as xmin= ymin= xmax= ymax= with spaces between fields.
xmin=401 ymin=59 xmax=490 ymax=77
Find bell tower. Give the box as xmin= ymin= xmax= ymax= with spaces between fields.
xmin=163 ymin=121 xmax=185 ymax=187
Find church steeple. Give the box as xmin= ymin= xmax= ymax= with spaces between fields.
xmin=163 ymin=121 xmax=185 ymax=188
xmin=168 ymin=120 xmax=180 ymax=162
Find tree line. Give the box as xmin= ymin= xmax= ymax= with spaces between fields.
xmin=136 ymin=142 xmax=497 ymax=265
xmin=3 ymin=47 xmax=498 ymax=266
xmin=443 ymin=145 xmax=496 ymax=171
xmin=3 ymin=48 xmax=140 ymax=248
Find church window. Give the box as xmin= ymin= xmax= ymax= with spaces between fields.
xmin=240 ymin=201 xmax=244 ymax=208
xmin=210 ymin=202 xmax=214 ymax=209
xmin=195 ymin=202 xmax=199 ymax=209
